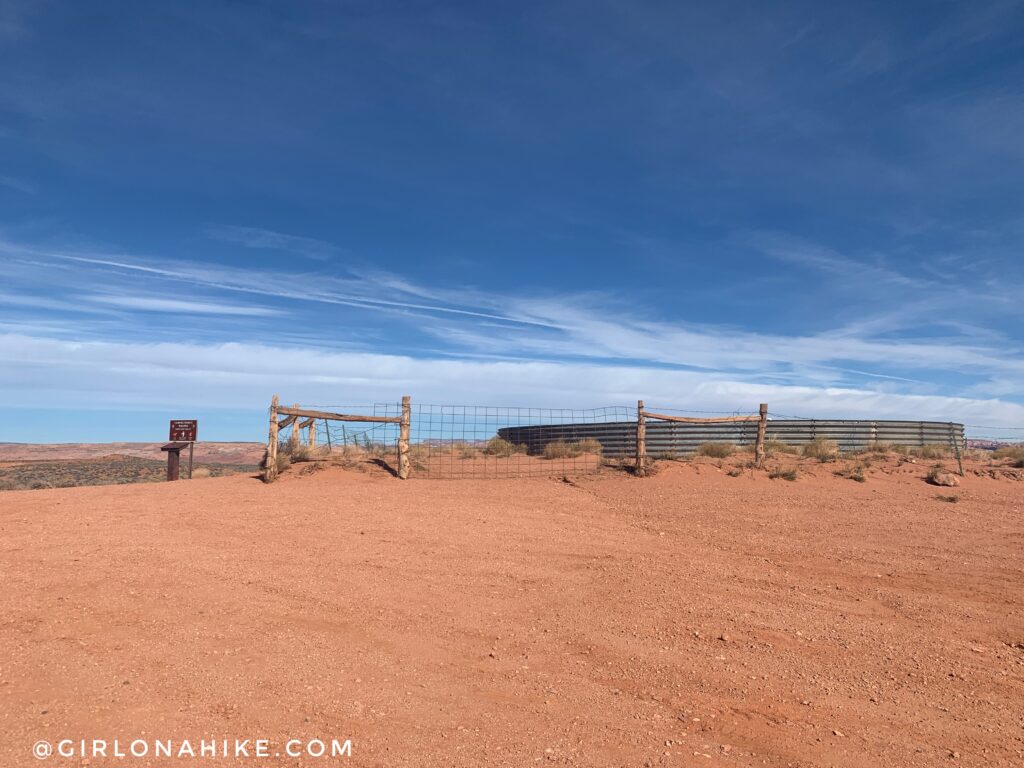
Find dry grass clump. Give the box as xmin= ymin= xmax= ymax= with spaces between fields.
xmin=834 ymin=463 xmax=867 ymax=482
xmin=769 ymin=467 xmax=798 ymax=481
xmin=867 ymin=442 xmax=893 ymax=455
xmin=913 ymin=444 xmax=950 ymax=459
xmin=540 ymin=438 xmax=602 ymax=456
xmin=281 ymin=443 xmax=330 ymax=463
xmin=543 ymin=441 xmax=575 ymax=459
xmin=802 ymin=438 xmax=839 ymax=462
xmin=540 ymin=439 xmax=603 ymax=459
xmin=409 ymin=444 xmax=432 ymax=462
xmin=936 ymin=494 xmax=959 ymax=503
xmin=993 ymin=445 xmax=1024 ymax=467
xmin=697 ymin=442 xmax=735 ymax=458
xmin=483 ymin=437 xmax=526 ymax=457
xmin=446 ymin=441 xmax=479 ymax=459
xmin=764 ymin=439 xmax=796 ymax=456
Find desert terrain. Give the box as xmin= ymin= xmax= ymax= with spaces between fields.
xmin=0 ymin=443 xmax=264 ymax=490
xmin=1 ymin=452 xmax=1022 ymax=767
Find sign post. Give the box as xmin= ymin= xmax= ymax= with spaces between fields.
xmin=169 ymin=420 xmax=198 ymax=480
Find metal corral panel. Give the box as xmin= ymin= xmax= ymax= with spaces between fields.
xmin=498 ymin=420 xmax=965 ymax=458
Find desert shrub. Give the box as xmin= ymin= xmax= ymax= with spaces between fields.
xmin=190 ymin=467 xmax=212 ymax=479
xmin=913 ymin=444 xmax=950 ymax=459
xmin=936 ymin=494 xmax=959 ymax=503
xmin=769 ymin=468 xmax=798 ymax=481
xmin=764 ymin=439 xmax=796 ymax=456
xmin=483 ymin=437 xmax=524 ymax=457
xmin=802 ymin=438 xmax=839 ymax=462
xmin=834 ymin=463 xmax=867 ymax=482
xmin=891 ymin=444 xmax=909 ymax=455
xmin=543 ymin=441 xmax=575 ymax=459
xmin=727 ymin=467 xmax=743 ymax=477
xmin=656 ymin=450 xmax=680 ymax=461
xmin=697 ymin=442 xmax=734 ymax=458
xmin=867 ymin=442 xmax=893 ymax=455
xmin=288 ymin=444 xmax=312 ymax=461
xmin=992 ymin=445 xmax=1024 ymax=466
xmin=283 ymin=443 xmax=330 ymax=462
xmin=452 ymin=442 xmax=479 ymax=459
xmin=408 ymin=444 xmax=432 ymax=461
xmin=575 ymin=438 xmax=603 ymax=455
xmin=275 ymin=453 xmax=291 ymax=472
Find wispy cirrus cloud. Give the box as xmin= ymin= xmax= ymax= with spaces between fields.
xmin=83 ymin=294 xmax=284 ymax=316
xmin=206 ymin=225 xmax=341 ymax=261
xmin=1 ymin=333 xmax=1022 ymax=430
xmin=3 ymin=235 xmax=1023 ymax=407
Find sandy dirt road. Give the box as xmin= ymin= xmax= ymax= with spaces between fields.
xmin=1 ymin=458 xmax=1022 ymax=767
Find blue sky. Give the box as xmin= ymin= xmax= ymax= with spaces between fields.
xmin=2 ymin=0 xmax=1023 ymax=442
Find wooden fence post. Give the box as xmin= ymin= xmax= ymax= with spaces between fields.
xmin=264 ymin=394 xmax=280 ymax=482
xmin=306 ymin=419 xmax=317 ymax=450
xmin=289 ymin=403 xmax=301 ymax=452
xmin=398 ymin=395 xmax=411 ymax=479
xmin=755 ymin=403 xmax=768 ymax=468
xmin=636 ymin=399 xmax=647 ymax=477
xmin=950 ymin=422 xmax=964 ymax=476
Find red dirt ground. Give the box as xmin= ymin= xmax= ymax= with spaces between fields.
xmin=1 ymin=456 xmax=1022 ymax=767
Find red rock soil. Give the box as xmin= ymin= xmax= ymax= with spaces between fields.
xmin=1 ymin=456 xmax=1022 ymax=767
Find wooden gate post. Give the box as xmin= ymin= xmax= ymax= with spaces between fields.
xmin=289 ymin=403 xmax=301 ymax=452
xmin=636 ymin=400 xmax=647 ymax=477
xmin=755 ymin=402 xmax=768 ymax=468
xmin=398 ymin=395 xmax=411 ymax=479
xmin=264 ymin=394 xmax=280 ymax=482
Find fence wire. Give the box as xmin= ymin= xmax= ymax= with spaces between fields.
xmin=278 ymin=404 xmax=634 ymax=479
xmin=407 ymin=404 xmax=630 ymax=478
xmin=273 ymin=401 xmax=1019 ymax=479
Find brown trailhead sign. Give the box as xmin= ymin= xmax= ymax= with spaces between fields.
xmin=169 ymin=419 xmax=198 ymax=442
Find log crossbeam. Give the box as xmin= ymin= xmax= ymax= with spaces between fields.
xmin=276 ymin=406 xmax=401 ymax=424
xmin=644 ymin=412 xmax=758 ymax=424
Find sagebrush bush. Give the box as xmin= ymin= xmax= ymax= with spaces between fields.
xmin=483 ymin=437 xmax=524 ymax=457
xmin=575 ymin=438 xmax=604 ymax=455
xmin=697 ymin=442 xmax=734 ymax=458
xmin=543 ymin=441 xmax=575 ymax=459
xmin=802 ymin=438 xmax=839 ymax=461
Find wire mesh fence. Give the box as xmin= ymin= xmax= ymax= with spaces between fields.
xmin=405 ymin=404 xmax=631 ymax=478
xmin=269 ymin=397 xmax=1018 ymax=481
xmin=279 ymin=403 xmax=634 ymax=479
